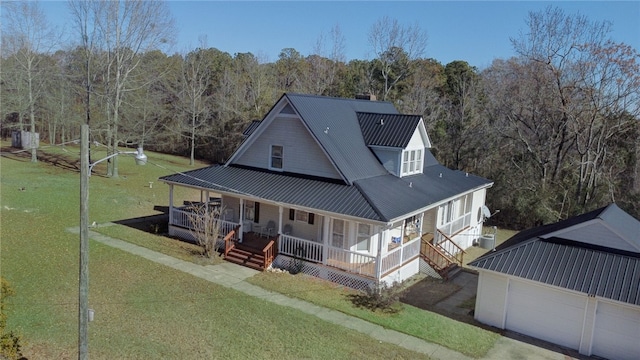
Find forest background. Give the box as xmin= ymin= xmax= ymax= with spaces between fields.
xmin=1 ymin=1 xmax=639 ymax=228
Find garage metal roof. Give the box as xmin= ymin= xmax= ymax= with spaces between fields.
xmin=469 ymin=204 xmax=640 ymax=306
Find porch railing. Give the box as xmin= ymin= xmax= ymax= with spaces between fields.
xmin=380 ymin=237 xmax=421 ymax=275
xmin=327 ymin=248 xmax=376 ymax=277
xmin=170 ymin=206 xmax=239 ymax=239
xmin=279 ymin=234 xmax=323 ymax=263
xmin=437 ymin=212 xmax=472 ymax=241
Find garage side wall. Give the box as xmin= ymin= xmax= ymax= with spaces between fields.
xmin=474 ymin=271 xmax=508 ymax=328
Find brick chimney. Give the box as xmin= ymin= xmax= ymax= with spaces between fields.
xmin=355 ymin=93 xmax=377 ymax=101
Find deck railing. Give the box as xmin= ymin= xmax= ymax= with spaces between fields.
xmin=170 ymin=206 xmax=239 ymax=239
xmin=327 ymin=247 xmax=377 ymax=277
xmin=380 ymin=237 xmax=421 ymax=275
xmin=279 ymin=234 xmax=323 ymax=263
xmin=437 ymin=212 xmax=472 ymax=241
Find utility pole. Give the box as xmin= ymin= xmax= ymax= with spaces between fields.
xmin=79 ymin=124 xmax=89 ymax=360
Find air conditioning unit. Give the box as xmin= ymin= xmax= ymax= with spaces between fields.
xmin=479 ymin=234 xmax=495 ymax=249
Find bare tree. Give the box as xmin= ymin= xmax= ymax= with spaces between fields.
xmin=93 ymin=0 xmax=175 ymax=177
xmin=185 ymin=203 xmax=223 ymax=258
xmin=1 ymin=0 xmax=57 ymax=162
xmin=304 ymin=24 xmax=346 ymax=95
xmin=181 ymin=39 xmax=213 ymax=166
xmin=368 ymin=16 xmax=427 ymax=101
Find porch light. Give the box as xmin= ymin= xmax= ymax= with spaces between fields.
xmin=88 ymin=147 xmax=147 ymax=175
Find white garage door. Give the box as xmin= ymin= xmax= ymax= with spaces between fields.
xmin=592 ymin=301 xmax=640 ymax=360
xmin=505 ymin=280 xmax=587 ymax=350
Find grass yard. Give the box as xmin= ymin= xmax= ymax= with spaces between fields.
xmin=0 ymin=143 xmax=429 ymax=359
xmin=246 ymin=272 xmax=499 ymax=358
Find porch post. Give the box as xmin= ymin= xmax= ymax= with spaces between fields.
xmin=168 ymin=185 xmax=174 ymax=225
xmin=374 ymin=227 xmax=385 ymax=282
xmin=239 ymin=199 xmax=244 ymax=242
xmin=322 ymin=216 xmax=330 ymax=265
xmin=418 ymin=212 xmax=425 ymax=236
xmin=278 ymin=206 xmax=283 ymax=234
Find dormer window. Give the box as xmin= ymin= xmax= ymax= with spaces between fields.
xmin=270 ymin=145 xmax=283 ymax=170
xmin=401 ymin=149 xmax=422 ymax=176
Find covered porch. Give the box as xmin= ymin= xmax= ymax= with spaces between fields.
xmin=165 ymin=186 xmax=482 ymax=286
xmin=166 ymin=194 xmax=423 ymax=281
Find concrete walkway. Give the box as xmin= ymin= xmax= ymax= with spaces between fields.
xmin=76 ymin=227 xmax=576 ymax=360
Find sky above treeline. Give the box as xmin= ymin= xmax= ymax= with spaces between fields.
xmin=40 ymin=1 xmax=640 ymax=69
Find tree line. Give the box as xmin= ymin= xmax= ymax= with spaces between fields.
xmin=1 ymin=1 xmax=638 ymax=228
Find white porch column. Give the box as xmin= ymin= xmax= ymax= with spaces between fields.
xmin=168 ymin=185 xmax=174 ymax=225
xmin=418 ymin=212 xmax=425 ymax=236
xmin=239 ymin=199 xmax=244 ymax=242
xmin=322 ymin=216 xmax=330 ymax=265
xmin=374 ymin=226 xmax=385 ymax=282
xmin=278 ymin=206 xmax=283 ymax=234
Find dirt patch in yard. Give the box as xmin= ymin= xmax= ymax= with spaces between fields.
xmin=399 ymin=276 xmax=461 ymax=309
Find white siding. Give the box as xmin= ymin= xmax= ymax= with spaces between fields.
xmin=406 ymin=128 xmax=426 ymax=150
xmin=591 ymin=301 xmax=640 ymax=360
xmin=474 ymin=271 xmax=508 ymax=328
xmin=381 ymin=257 xmax=419 ymax=286
xmin=475 ymin=272 xmax=640 ymax=358
xmin=234 ymin=116 xmax=341 ymax=179
xmin=505 ymin=280 xmax=586 ymax=350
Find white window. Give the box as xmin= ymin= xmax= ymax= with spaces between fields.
xmin=356 ymin=223 xmax=371 ymax=251
xmin=331 ymin=219 xmax=346 ymax=248
xmin=270 ymin=145 xmax=283 ymax=169
xmin=295 ymin=210 xmax=308 ymax=223
xmin=401 ymin=149 xmax=422 ymax=176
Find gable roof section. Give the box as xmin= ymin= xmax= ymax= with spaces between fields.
xmin=357 ymin=112 xmax=423 ymax=148
xmin=285 ymin=94 xmax=397 ymax=184
xmin=469 ymin=204 xmax=640 ymax=306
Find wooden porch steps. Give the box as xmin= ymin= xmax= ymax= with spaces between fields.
xmin=225 ymin=247 xmax=265 ymax=271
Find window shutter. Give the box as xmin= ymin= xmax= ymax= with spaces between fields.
xmin=308 ymin=213 xmax=314 ymax=225
xmin=254 ymin=202 xmax=260 ymax=223
xmin=289 ymin=209 xmax=295 ymax=221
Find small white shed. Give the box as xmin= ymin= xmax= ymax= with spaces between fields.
xmin=470 ymin=204 xmax=640 ymax=360
xmin=11 ymin=130 xmax=40 ymax=149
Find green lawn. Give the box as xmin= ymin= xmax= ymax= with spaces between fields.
xmin=1 ymin=144 xmax=431 ymax=359
xmin=246 ymin=272 xmax=499 ymax=358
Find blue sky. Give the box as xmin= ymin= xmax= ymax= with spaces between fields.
xmin=39 ymin=1 xmax=640 ymax=69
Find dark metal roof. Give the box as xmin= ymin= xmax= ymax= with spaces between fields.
xmin=159 ymin=158 xmax=493 ymax=223
xmin=357 ymin=112 xmax=422 ymax=148
xmin=242 ymin=120 xmax=261 ymax=137
xmin=160 ymin=165 xmax=382 ymax=221
xmin=355 ymin=162 xmax=493 ymax=221
xmin=285 ymin=94 xmax=397 ymax=184
xmin=469 ymin=204 xmax=640 ymax=306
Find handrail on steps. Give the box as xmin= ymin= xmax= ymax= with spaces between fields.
xmin=422 ymin=240 xmax=454 ymax=270
xmin=435 ymin=229 xmax=465 ymax=266
xmin=261 ymin=235 xmax=278 ymax=270
xmin=224 ymin=225 xmax=241 ymax=257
